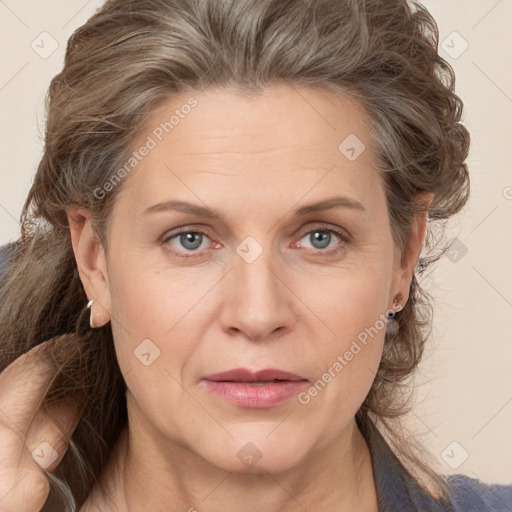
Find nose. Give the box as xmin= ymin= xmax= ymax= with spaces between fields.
xmin=219 ymin=246 xmax=295 ymax=342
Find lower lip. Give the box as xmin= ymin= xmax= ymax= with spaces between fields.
xmin=202 ymin=380 xmax=309 ymax=408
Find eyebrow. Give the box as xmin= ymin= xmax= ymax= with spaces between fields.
xmin=140 ymin=195 xmax=366 ymax=221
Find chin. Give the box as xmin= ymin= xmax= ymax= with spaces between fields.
xmin=203 ymin=429 xmax=312 ymax=475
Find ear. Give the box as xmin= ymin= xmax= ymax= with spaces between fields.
xmin=391 ymin=192 xmax=434 ymax=306
xmin=67 ymin=209 xmax=111 ymax=322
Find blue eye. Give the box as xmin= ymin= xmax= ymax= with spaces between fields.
xmin=165 ymin=231 xmax=210 ymax=254
xmin=296 ymin=228 xmax=347 ymax=254
xmin=161 ymin=225 xmax=349 ymax=259
xmin=302 ymin=230 xmax=335 ymax=249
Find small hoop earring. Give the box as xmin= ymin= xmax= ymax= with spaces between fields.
xmin=87 ymin=299 xmax=111 ymax=328
xmin=87 ymin=299 xmax=96 ymax=328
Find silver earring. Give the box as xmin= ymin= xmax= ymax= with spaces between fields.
xmin=87 ymin=299 xmax=95 ymax=328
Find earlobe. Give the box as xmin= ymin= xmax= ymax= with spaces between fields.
xmin=67 ymin=209 xmax=111 ymax=325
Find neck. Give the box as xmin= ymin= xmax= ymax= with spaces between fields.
xmin=82 ymin=408 xmax=378 ymax=512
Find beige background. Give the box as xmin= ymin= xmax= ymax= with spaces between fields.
xmin=0 ymin=0 xmax=511 ymax=485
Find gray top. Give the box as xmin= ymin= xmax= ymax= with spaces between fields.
xmin=366 ymin=421 xmax=512 ymax=511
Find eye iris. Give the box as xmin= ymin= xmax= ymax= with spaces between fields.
xmin=180 ymin=232 xmax=202 ymax=250
xmin=311 ymin=230 xmax=331 ymax=249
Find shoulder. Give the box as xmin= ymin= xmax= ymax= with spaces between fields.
xmin=362 ymin=420 xmax=511 ymax=512
xmin=443 ymin=474 xmax=512 ymax=512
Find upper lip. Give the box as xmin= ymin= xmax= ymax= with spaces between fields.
xmin=202 ymin=368 xmax=307 ymax=382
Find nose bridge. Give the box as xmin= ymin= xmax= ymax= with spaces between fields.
xmin=221 ymin=236 xmax=292 ymax=340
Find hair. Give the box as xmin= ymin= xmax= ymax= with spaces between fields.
xmin=0 ymin=0 xmax=470 ymax=509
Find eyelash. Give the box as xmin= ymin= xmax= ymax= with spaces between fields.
xmin=161 ymin=224 xmax=350 ymax=259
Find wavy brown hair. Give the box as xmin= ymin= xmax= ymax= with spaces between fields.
xmin=0 ymin=0 xmax=470 ymax=509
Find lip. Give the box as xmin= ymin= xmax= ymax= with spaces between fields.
xmin=201 ymin=368 xmax=309 ymax=408
xmin=202 ymin=368 xmax=306 ymax=382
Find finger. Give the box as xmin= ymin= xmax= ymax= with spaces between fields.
xmin=0 ymin=444 xmax=50 ymax=512
xmin=25 ymin=399 xmax=83 ymax=473
xmin=0 ymin=401 xmax=83 ymax=511
xmin=0 ymin=335 xmax=83 ymax=511
xmin=0 ymin=334 xmax=77 ymax=439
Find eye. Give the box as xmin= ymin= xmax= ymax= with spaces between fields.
xmin=161 ymin=224 xmax=349 ymax=259
xmin=293 ymin=226 xmax=349 ymax=255
xmin=163 ymin=230 xmax=213 ymax=257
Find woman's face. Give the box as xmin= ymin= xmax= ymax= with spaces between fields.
xmin=76 ymin=84 xmax=422 ymax=474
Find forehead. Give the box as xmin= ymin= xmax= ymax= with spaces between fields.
xmin=136 ymin=83 xmax=371 ymax=155
xmin=115 ymin=84 xmax=382 ymax=213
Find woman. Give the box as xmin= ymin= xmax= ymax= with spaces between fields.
xmin=0 ymin=0 xmax=510 ymax=510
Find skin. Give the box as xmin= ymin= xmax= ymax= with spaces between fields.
xmin=67 ymin=84 xmax=431 ymax=512
xmin=0 ymin=337 xmax=82 ymax=512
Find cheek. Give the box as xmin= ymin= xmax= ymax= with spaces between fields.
xmin=106 ymin=258 xmax=220 ymax=393
xmin=109 ymin=260 xmax=200 ymax=337
xmin=106 ymin=267 xmax=199 ymax=427
xmin=297 ymin=253 xmax=392 ymax=343
xmin=106 ymin=264 xmax=187 ymax=379
xmin=297 ymin=311 xmax=386 ymax=443
xmin=294 ymin=262 xmax=390 ymax=417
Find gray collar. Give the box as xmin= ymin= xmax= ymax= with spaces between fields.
xmin=363 ymin=421 xmax=448 ymax=512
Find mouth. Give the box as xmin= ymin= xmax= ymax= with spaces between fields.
xmin=201 ymin=368 xmax=309 ymax=408
xmin=202 ymin=368 xmax=307 ymax=383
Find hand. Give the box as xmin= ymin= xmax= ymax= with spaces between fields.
xmin=0 ymin=335 xmax=82 ymax=512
